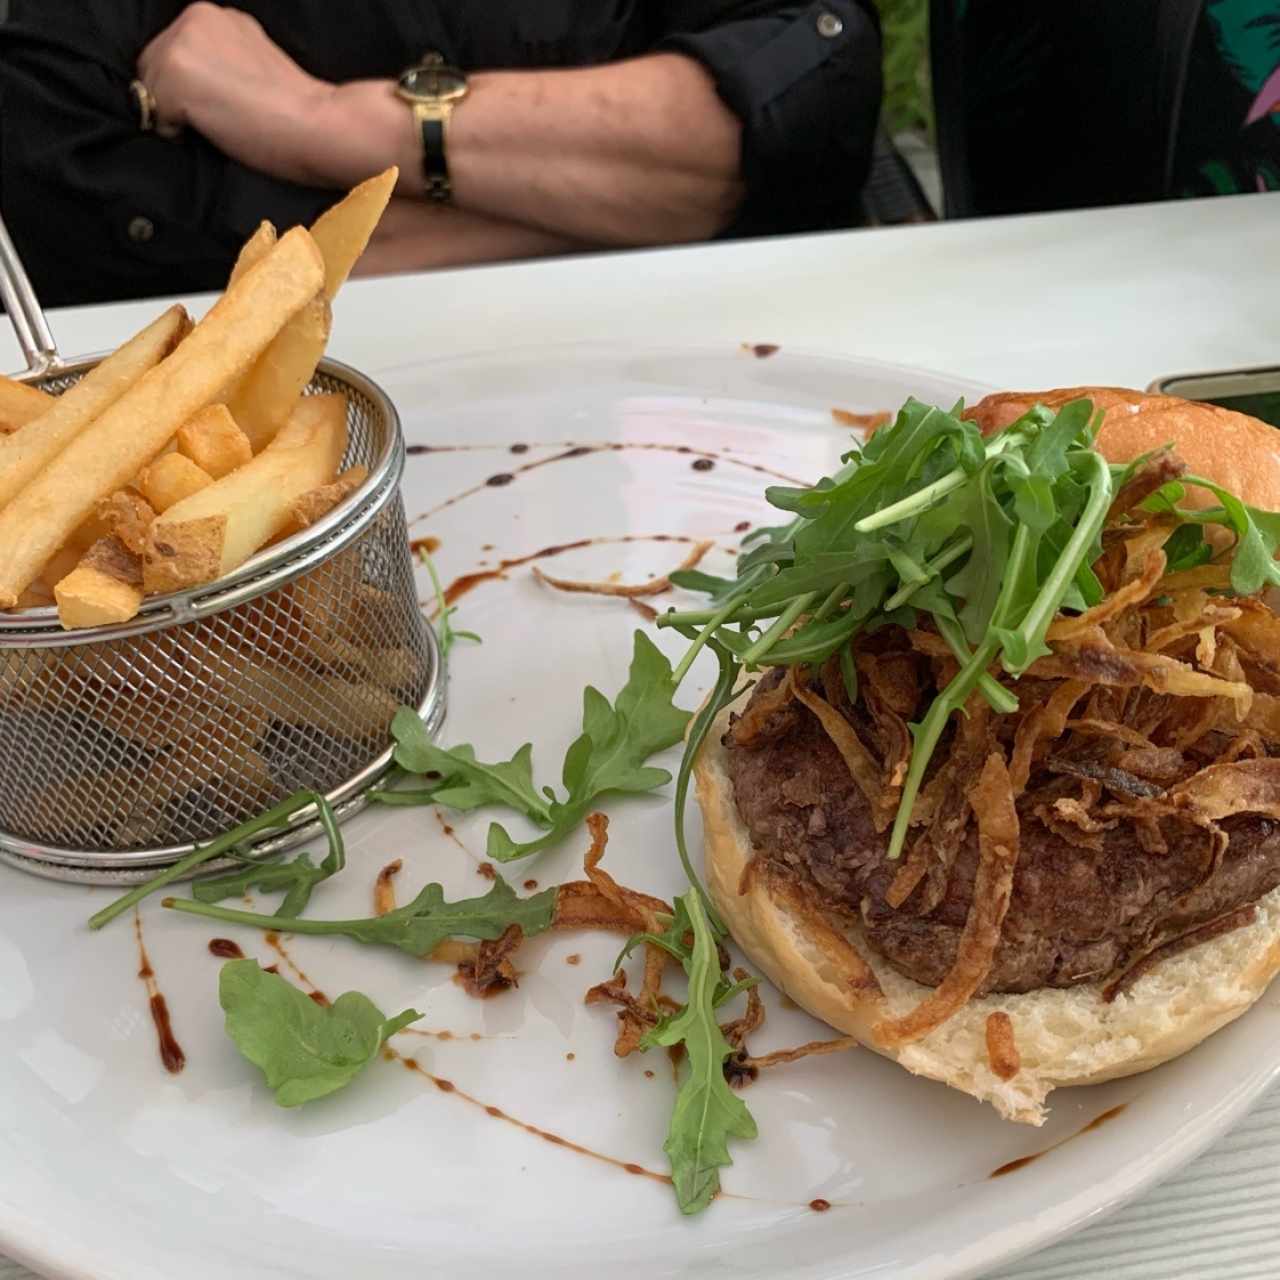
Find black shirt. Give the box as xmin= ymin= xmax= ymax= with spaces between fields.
xmin=0 ymin=0 xmax=882 ymax=306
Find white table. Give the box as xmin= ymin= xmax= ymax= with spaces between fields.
xmin=3 ymin=191 xmax=1277 ymax=1280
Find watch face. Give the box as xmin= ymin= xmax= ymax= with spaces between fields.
xmin=399 ymin=65 xmax=467 ymax=102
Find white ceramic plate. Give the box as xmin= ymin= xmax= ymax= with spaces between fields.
xmin=2 ymin=346 xmax=1275 ymax=1280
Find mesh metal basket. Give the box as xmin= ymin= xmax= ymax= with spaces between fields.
xmin=0 ymin=215 xmax=444 ymax=885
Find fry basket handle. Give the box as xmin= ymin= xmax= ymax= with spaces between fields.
xmin=0 ymin=211 xmax=59 ymax=376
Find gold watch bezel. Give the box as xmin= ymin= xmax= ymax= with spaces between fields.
xmin=395 ymin=58 xmax=469 ymax=110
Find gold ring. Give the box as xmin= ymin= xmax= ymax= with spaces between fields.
xmin=130 ymin=79 xmax=158 ymax=133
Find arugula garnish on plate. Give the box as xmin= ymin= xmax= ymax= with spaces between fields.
xmin=219 ymin=959 xmax=421 ymax=1106
xmin=625 ymin=891 xmax=759 ymax=1214
xmin=192 ymin=834 xmax=345 ymax=918
xmin=420 ymin=547 xmax=481 ymax=660
xmin=381 ymin=631 xmax=691 ymax=862
xmin=89 ymin=789 xmax=346 ymax=930
xmin=167 ymin=871 xmax=557 ymax=958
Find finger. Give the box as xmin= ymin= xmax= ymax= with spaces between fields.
xmin=135 ymin=25 xmax=170 ymax=82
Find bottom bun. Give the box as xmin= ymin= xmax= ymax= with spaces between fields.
xmin=696 ymin=704 xmax=1280 ymax=1124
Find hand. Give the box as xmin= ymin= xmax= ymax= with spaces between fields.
xmin=137 ymin=3 xmax=333 ymax=185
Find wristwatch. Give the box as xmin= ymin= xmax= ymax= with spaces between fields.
xmin=395 ymin=53 xmax=469 ymax=203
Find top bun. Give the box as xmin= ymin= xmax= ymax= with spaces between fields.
xmin=965 ymin=386 xmax=1280 ymax=513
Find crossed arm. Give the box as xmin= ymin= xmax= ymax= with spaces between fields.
xmin=138 ymin=4 xmax=745 ymax=273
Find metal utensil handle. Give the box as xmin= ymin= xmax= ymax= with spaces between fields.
xmin=0 ymin=210 xmax=59 ymax=374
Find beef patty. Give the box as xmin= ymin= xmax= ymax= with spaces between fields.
xmin=724 ymin=678 xmax=1280 ymax=994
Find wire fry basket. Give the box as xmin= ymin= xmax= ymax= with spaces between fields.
xmin=0 ymin=214 xmax=444 ymax=885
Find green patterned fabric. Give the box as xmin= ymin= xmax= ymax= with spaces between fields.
xmin=1178 ymin=0 xmax=1280 ymax=194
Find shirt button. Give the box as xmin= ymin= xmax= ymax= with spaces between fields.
xmin=128 ymin=216 xmax=155 ymax=243
xmin=816 ymin=10 xmax=844 ymax=37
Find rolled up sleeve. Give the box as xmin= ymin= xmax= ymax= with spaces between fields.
xmin=660 ymin=0 xmax=883 ymax=236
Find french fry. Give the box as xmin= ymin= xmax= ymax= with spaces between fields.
xmin=98 ymin=686 xmax=268 ymax=753
xmin=142 ymin=393 xmax=346 ymax=594
xmin=310 ymin=635 xmax=423 ymax=688
xmin=141 ymin=453 xmax=214 ymax=513
xmin=97 ymin=490 xmax=155 ymax=555
xmin=221 ymin=660 xmax=399 ymax=739
xmin=228 ymin=221 xmax=277 ymax=285
xmin=0 ymin=374 xmax=54 ymax=433
xmin=0 ymin=306 xmax=190 ymax=513
xmin=54 ymin=537 xmax=144 ymax=628
xmin=171 ymin=740 xmax=275 ymax=803
xmin=0 ymin=227 xmax=325 ymax=608
xmin=63 ymin=511 xmax=112 ymax=556
xmin=276 ymin=464 xmax=368 ymax=540
xmin=225 ymin=296 xmax=331 ymax=450
xmin=309 ymin=167 xmax=397 ymax=300
xmin=216 ymin=171 xmax=392 ymax=450
xmin=24 ymin=769 xmax=170 ymax=843
xmin=42 ymin=546 xmax=82 ymax=590
xmin=15 ymin=582 xmax=54 ymax=609
xmin=176 ymin=403 xmax=253 ymax=478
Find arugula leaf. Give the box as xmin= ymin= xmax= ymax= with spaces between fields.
xmin=193 ymin=833 xmax=344 ymax=919
xmin=1179 ymin=476 xmax=1280 ymax=595
xmin=219 ymin=959 xmax=421 ymax=1106
xmin=89 ymin=790 xmax=342 ymax=933
xmin=486 ymin=631 xmax=691 ymax=861
xmin=1162 ymin=521 xmax=1212 ymax=573
xmin=668 ymin=568 xmax=738 ymax=598
xmin=640 ymin=890 xmax=757 ymax=1214
xmin=383 ymin=707 xmax=552 ymax=824
xmin=942 ymin=458 xmax=1014 ymax=645
xmin=1024 ymin=397 xmax=1092 ymax=479
xmin=421 ymin=548 xmax=481 ymax=659
xmin=669 ymin=630 xmax=747 ymax=923
xmin=168 ymin=872 xmax=557 ymax=958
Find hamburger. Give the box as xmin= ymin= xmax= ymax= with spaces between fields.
xmin=692 ymin=387 xmax=1280 ymax=1124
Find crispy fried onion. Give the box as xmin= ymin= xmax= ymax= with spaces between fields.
xmin=767 ymin=866 xmax=883 ymax=998
xmin=727 ymin=672 xmax=792 ymax=748
xmin=531 ymin=539 xmax=713 ymax=599
xmin=573 ymin=822 xmax=786 ymax=1073
xmin=457 ymin=924 xmax=524 ymax=998
xmin=1103 ymin=904 xmax=1258 ymax=1002
xmin=876 ymin=753 xmax=1020 ymax=1048
xmin=1147 ymin=603 xmax=1242 ymax=655
xmin=855 ymin=653 xmax=915 ymax=787
xmin=887 ymin=695 xmax=992 ymax=911
xmin=1108 ymin=450 xmax=1186 ymax=524
xmin=1065 ymin=717 xmax=1165 ymax=749
xmin=1222 ymin=598 xmax=1280 ymax=678
xmin=1030 ymin=626 xmax=1253 ymax=704
xmin=374 ymin=858 xmax=402 ymax=916
xmin=1031 ymin=794 xmax=1117 ymax=852
xmin=1047 ymin=546 xmax=1166 ymax=643
xmin=789 ymin=666 xmax=896 ymax=831
xmin=564 ymin=814 xmax=680 ymax=1057
xmin=984 ymin=1011 xmax=1020 ymax=1081
xmin=728 ymin=1034 xmax=859 ymax=1087
xmin=585 ymin=970 xmax=683 ymax=1058
xmin=1009 ymin=680 xmax=1088 ymax=794
xmin=1168 ymin=758 xmax=1280 ymax=822
xmin=1160 ymin=563 xmax=1233 ymax=592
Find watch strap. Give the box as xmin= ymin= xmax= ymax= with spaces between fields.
xmin=416 ymin=107 xmax=451 ymax=203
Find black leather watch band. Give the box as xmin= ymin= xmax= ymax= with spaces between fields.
xmin=420 ymin=116 xmax=450 ymax=202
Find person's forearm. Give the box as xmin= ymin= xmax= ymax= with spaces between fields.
xmin=348 ymin=199 xmax=587 ymax=278
xmin=311 ymin=55 xmax=744 ymax=246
